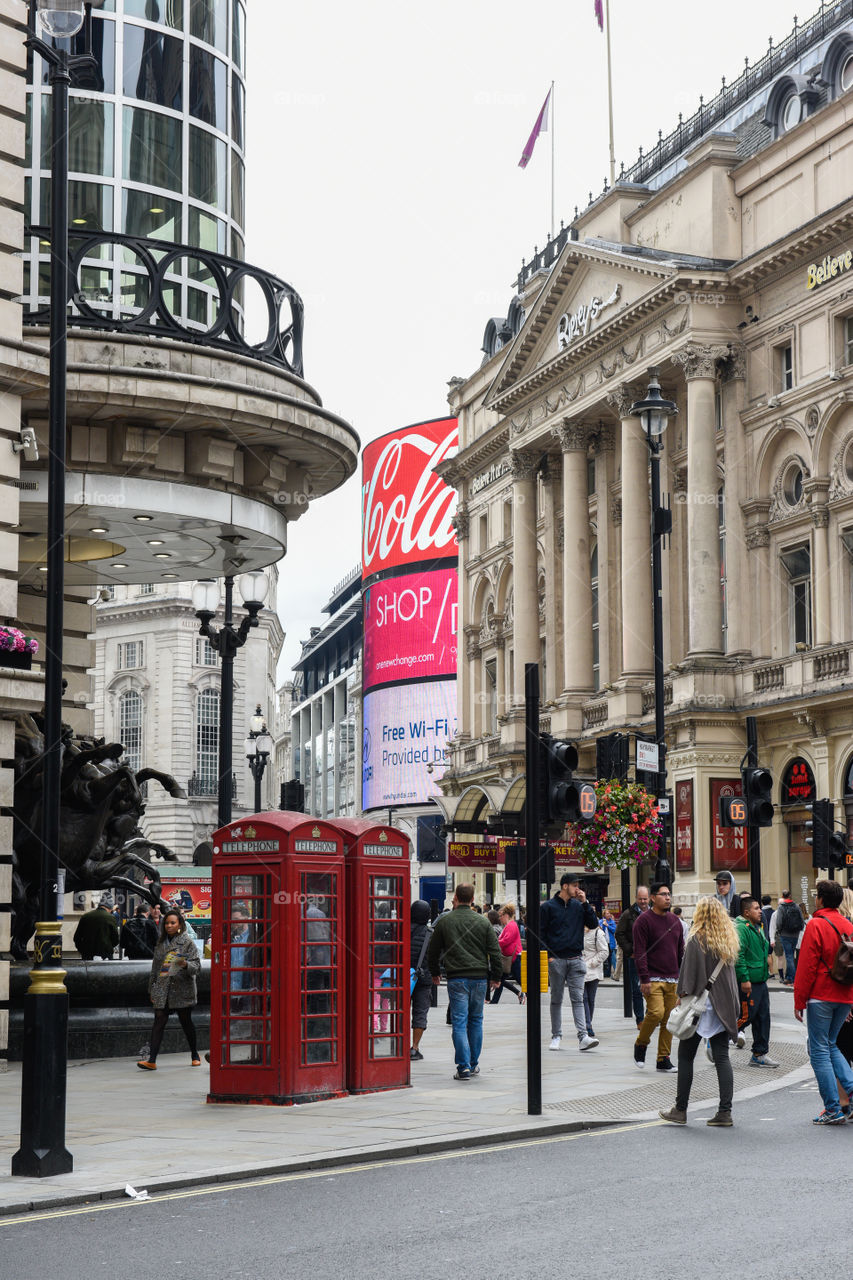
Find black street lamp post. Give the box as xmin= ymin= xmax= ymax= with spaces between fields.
xmin=631 ymin=370 xmax=678 ymax=888
xmin=192 ymin=572 xmax=269 ymax=827
xmin=13 ymin=0 xmax=101 ymax=1180
xmin=244 ymin=705 xmax=273 ymax=812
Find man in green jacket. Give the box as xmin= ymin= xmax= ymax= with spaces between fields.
xmin=735 ymin=895 xmax=778 ymax=1068
xmin=427 ymin=883 xmax=502 ymax=1081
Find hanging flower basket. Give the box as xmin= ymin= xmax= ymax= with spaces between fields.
xmin=569 ymin=779 xmax=662 ymax=872
xmin=0 ymin=625 xmax=39 ymax=670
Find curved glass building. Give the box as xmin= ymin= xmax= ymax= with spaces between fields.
xmin=24 ymin=0 xmax=247 ymax=324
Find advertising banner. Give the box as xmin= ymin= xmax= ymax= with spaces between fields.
xmin=363 ymin=566 xmax=457 ymax=691
xmin=675 ymin=779 xmax=694 ymax=872
xmin=496 ymin=838 xmax=587 ymax=869
xmin=710 ymin=777 xmax=748 ymax=872
xmin=447 ymin=842 xmax=499 ymax=871
xmin=362 ymin=417 xmax=459 ymax=582
xmin=362 ymin=679 xmax=457 ymax=810
xmin=160 ymin=880 xmax=213 ymax=919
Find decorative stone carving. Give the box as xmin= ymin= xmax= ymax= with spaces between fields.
xmin=745 ymin=525 xmax=770 ymax=549
xmin=554 ymin=422 xmax=588 ymax=452
xmin=510 ymin=450 xmax=538 ymax=481
xmin=610 ymin=496 xmax=622 ymax=525
xmin=769 ymin=455 xmax=810 ymax=523
xmin=606 ymin=385 xmax=637 ymax=419
xmin=510 ymin=409 xmax=532 ymax=435
xmin=720 ymin=343 xmax=746 ymax=382
xmin=812 ymin=507 xmax=829 ymax=529
xmin=671 ymin=342 xmax=727 ymax=381
xmin=805 ymin=405 xmax=820 ymax=436
xmin=592 ymin=424 xmax=615 ymax=454
xmin=452 ymin=502 xmax=470 ymax=541
xmin=828 ymin=440 xmax=853 ymax=500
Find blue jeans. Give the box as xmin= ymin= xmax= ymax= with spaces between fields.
xmin=806 ymin=1000 xmax=853 ymax=1113
xmin=780 ymin=936 xmax=798 ymax=982
xmin=447 ymin=978 xmax=487 ymax=1072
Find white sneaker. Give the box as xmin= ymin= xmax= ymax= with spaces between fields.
xmin=549 ymin=1036 xmax=562 ymax=1051
xmin=735 ymin=1031 xmax=746 ymax=1049
xmin=579 ymin=1034 xmax=599 ymax=1051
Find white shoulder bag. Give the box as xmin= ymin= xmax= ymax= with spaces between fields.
xmin=667 ymin=957 xmax=726 ymax=1041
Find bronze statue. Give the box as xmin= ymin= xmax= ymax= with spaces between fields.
xmin=10 ymin=710 xmax=187 ymax=960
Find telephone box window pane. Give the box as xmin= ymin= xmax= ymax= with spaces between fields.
xmin=300 ymin=871 xmax=338 ymax=1064
xmin=222 ymin=874 xmax=272 ymax=1065
xmin=369 ymin=874 xmax=404 ymax=1059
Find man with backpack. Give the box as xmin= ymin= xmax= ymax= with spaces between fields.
xmin=775 ymin=891 xmax=804 ymax=985
xmin=120 ymin=903 xmax=158 ymax=959
xmin=793 ymin=879 xmax=853 ymax=1124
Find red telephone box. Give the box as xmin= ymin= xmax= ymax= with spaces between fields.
xmin=207 ymin=813 xmax=347 ymax=1105
xmin=336 ymin=818 xmax=411 ymax=1094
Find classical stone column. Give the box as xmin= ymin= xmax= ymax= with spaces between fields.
xmin=746 ymin=525 xmax=772 ymax=658
xmin=608 ymin=387 xmax=652 ymax=678
xmin=510 ymin=450 xmax=540 ymax=705
xmin=593 ymin=426 xmax=615 ymax=686
xmin=719 ymin=345 xmax=750 ymax=655
xmin=812 ymin=505 xmax=831 ymax=647
xmin=539 ymin=457 xmax=561 ymax=699
xmin=452 ymin=502 xmax=471 ymax=736
xmin=673 ymin=344 xmax=724 ymax=658
xmin=555 ymin=422 xmax=593 ymax=691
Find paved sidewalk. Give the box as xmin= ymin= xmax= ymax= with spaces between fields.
xmin=0 ymin=988 xmax=808 ymax=1215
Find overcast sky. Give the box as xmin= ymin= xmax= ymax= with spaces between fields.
xmin=244 ymin=0 xmax=802 ymax=676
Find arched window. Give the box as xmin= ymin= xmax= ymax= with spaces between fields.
xmin=118 ymin=689 xmax=143 ymax=772
xmin=196 ymin=687 xmax=220 ymax=791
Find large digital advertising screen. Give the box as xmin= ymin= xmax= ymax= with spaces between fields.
xmin=362 ymin=681 xmax=457 ymax=811
xmin=362 ymin=417 xmax=458 ymax=581
xmin=363 ymin=566 xmax=457 ymax=692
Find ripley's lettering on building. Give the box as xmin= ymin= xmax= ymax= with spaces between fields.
xmin=557 ymin=284 xmax=621 ymax=349
xmin=806 ymin=250 xmax=853 ymax=289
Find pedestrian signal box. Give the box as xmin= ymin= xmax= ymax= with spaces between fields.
xmin=719 ymin=795 xmax=747 ymax=827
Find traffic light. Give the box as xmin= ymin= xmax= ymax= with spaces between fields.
xmin=828 ymin=831 xmax=848 ymax=872
xmin=281 ymin=779 xmax=305 ymax=812
xmin=718 ymin=793 xmax=747 ymax=828
xmin=806 ymin=799 xmax=833 ymax=867
xmin=540 ymin=735 xmax=597 ymax=827
xmin=742 ymin=766 xmax=774 ymax=827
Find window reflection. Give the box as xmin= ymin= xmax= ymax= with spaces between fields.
xmin=189 ymin=47 xmax=226 ymax=131
xmin=230 ymin=151 xmax=244 ymax=228
xmin=39 ymin=179 xmax=113 ymax=232
xmin=231 ymin=74 xmax=244 ymax=149
xmin=231 ymin=0 xmax=245 ymax=71
xmin=39 ymin=18 xmax=115 ymax=93
xmin=42 ymin=99 xmax=114 ymax=178
xmin=189 ymin=207 xmax=226 ymax=254
xmin=125 ymin=0 xmax=184 ymax=28
xmin=123 ymin=106 xmax=182 ymax=191
xmin=124 ymin=24 xmax=183 ymax=110
xmin=190 ymin=0 xmax=227 ymax=51
xmin=189 ymin=126 xmax=226 ymax=208
xmin=124 ymin=189 xmax=182 ymax=242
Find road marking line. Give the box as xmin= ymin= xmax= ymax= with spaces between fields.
xmin=0 ymin=1119 xmax=663 ymax=1227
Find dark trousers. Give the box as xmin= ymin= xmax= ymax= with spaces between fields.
xmin=583 ymin=979 xmax=599 ymax=1034
xmin=676 ymin=1029 xmax=733 ymax=1112
xmin=148 ymin=1005 xmax=197 ymax=1062
xmin=737 ymin=980 xmax=770 ymax=1056
xmin=628 ymin=958 xmax=644 ymax=1023
xmin=489 ymin=955 xmax=523 ymax=1003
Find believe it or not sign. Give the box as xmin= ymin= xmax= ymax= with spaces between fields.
xmin=675 ymin=779 xmax=694 ymax=873
xmin=636 ymin=739 xmax=659 ymax=773
xmin=806 ymin=249 xmax=852 ymax=290
xmin=780 ymin=758 xmax=816 ymax=807
xmin=447 ymin=841 xmax=499 ymax=871
xmin=710 ymin=777 xmax=747 ymax=872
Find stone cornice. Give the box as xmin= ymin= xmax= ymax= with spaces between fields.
xmin=728 ymin=199 xmax=853 ymax=292
xmin=435 ymin=423 xmax=511 ymax=485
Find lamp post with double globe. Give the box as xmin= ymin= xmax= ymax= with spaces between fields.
xmin=244 ymin=706 xmax=273 ymax=813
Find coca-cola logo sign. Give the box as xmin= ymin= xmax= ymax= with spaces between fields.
xmin=362 ymin=418 xmax=458 ymax=579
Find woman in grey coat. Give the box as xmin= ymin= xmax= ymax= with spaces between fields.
xmin=659 ymin=896 xmax=741 ymax=1127
xmin=137 ymin=909 xmax=202 ymax=1070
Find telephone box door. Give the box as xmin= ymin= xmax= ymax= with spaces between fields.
xmin=209 ymin=865 xmax=278 ymax=1099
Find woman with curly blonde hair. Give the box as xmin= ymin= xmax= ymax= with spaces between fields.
xmin=659 ymin=896 xmax=740 ymax=1128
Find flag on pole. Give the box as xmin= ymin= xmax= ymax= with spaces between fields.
xmin=518 ymin=87 xmax=552 ymax=169
xmin=594 ymin=0 xmax=604 ymax=30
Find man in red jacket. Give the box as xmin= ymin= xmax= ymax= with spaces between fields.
xmin=793 ymin=878 xmax=853 ymax=1125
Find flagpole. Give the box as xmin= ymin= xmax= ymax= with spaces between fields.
xmin=550 ymin=80 xmax=555 ymax=241
xmin=605 ymin=0 xmax=616 ymax=186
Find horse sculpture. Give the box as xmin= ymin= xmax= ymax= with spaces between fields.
xmin=10 ymin=710 xmax=187 ymax=960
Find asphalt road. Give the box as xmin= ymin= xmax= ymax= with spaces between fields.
xmin=0 ymin=1067 xmax=840 ymax=1280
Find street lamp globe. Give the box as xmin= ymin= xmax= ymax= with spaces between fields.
xmin=237 ymin=570 xmax=269 ymax=608
xmin=249 ymin=703 xmax=265 ymax=735
xmin=630 ymin=369 xmax=678 ymax=438
xmin=191 ymin=578 xmax=220 ymax=616
xmin=36 ymin=0 xmax=85 ymax=37
xmin=255 ymin=728 xmax=273 ymax=758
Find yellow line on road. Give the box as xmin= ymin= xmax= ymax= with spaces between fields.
xmin=0 ymin=1119 xmax=663 ymax=1227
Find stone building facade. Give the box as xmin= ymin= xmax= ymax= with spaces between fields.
xmin=92 ymin=568 xmax=283 ymax=862
xmin=439 ymin=8 xmax=853 ymax=911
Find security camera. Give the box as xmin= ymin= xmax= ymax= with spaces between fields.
xmin=12 ymin=427 xmax=38 ymax=463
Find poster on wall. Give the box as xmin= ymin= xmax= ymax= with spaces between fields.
xmin=362 ymin=679 xmax=457 ymax=810
xmin=159 ymin=881 xmax=212 ymax=919
xmin=362 ymin=417 xmax=459 ymax=582
xmin=710 ymin=777 xmax=748 ymax=872
xmin=675 ymin=779 xmax=694 ymax=872
xmin=363 ymin=566 xmax=457 ymax=691
xmin=447 ymin=842 xmax=499 ymax=871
